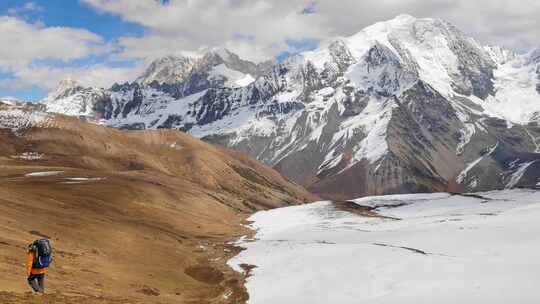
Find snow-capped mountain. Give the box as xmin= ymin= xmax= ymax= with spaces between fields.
xmin=0 ymin=99 xmax=49 ymax=132
xmin=136 ymin=48 xmax=266 ymax=87
xmin=41 ymin=79 xmax=109 ymax=118
xmin=38 ymin=15 xmax=540 ymax=199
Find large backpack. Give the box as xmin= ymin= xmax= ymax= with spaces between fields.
xmin=31 ymin=239 xmax=52 ymax=269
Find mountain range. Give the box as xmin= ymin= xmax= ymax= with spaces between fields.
xmin=19 ymin=14 xmax=540 ymax=199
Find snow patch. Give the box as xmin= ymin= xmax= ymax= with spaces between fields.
xmin=25 ymin=171 xmax=64 ymax=177
xmin=0 ymin=109 xmax=49 ymax=132
xmin=317 ymin=152 xmax=343 ymax=175
xmin=456 ymin=123 xmax=475 ymax=155
xmin=209 ymin=64 xmax=255 ymax=88
xmin=505 ymin=161 xmax=537 ymax=189
xmin=457 ymin=142 xmax=498 ymax=184
xmin=11 ymin=152 xmax=43 ymax=160
xmin=168 ymin=142 xmax=182 ymax=150
xmin=64 ymin=177 xmax=105 ymax=181
xmin=524 ymin=128 xmax=540 ymax=153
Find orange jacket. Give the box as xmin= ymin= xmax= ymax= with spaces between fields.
xmin=26 ymin=251 xmax=46 ymax=276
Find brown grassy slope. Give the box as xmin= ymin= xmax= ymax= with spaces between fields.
xmin=0 ymin=113 xmax=316 ymax=303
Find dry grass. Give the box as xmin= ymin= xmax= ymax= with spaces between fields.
xmin=0 ymin=114 xmax=316 ymax=303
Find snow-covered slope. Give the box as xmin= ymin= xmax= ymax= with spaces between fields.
xmin=0 ymin=96 xmax=24 ymax=106
xmin=38 ymin=15 xmax=540 ymax=198
xmin=41 ymin=79 xmax=109 ymax=117
xmin=0 ymin=101 xmax=50 ymax=132
xmin=229 ymin=189 xmax=540 ymax=303
xmin=136 ymin=48 xmax=262 ymax=86
xmin=483 ymin=50 xmax=540 ymax=123
xmin=136 ymin=54 xmax=198 ymax=85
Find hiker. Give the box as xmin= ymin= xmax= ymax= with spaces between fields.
xmin=26 ymin=239 xmax=52 ymax=293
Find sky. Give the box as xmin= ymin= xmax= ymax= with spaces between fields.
xmin=1 ymin=0 xmax=539 ymax=101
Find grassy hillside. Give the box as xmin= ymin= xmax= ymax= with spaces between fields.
xmin=0 ymin=109 xmax=316 ymax=303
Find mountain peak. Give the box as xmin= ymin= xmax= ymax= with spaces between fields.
xmin=206 ymin=47 xmax=234 ymax=61
xmin=393 ymin=14 xmax=417 ymax=23
xmin=57 ymin=78 xmax=80 ymax=89
xmin=137 ymin=55 xmax=197 ymax=85
xmin=48 ymin=78 xmax=83 ymax=100
xmin=360 ymin=14 xmax=448 ymax=37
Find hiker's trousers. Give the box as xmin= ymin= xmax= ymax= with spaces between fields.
xmin=28 ymin=273 xmax=45 ymax=292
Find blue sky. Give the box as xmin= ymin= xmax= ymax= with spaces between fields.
xmin=0 ymin=0 xmax=146 ymax=101
xmin=0 ymin=0 xmax=145 ymax=40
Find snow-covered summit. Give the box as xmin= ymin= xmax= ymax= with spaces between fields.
xmin=41 ymin=79 xmax=108 ymax=117
xmin=136 ymin=55 xmax=198 ymax=85
xmin=0 ymin=96 xmax=23 ymax=106
xmin=305 ymin=14 xmax=495 ymax=99
xmin=48 ymin=79 xmax=84 ymax=100
xmin=136 ymin=48 xmax=260 ymax=86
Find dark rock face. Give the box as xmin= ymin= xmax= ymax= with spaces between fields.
xmin=91 ymin=94 xmax=114 ymax=120
xmin=117 ymin=122 xmax=146 ymax=130
xmin=536 ymin=65 xmax=540 ymax=95
xmin=157 ymin=115 xmax=184 ymax=129
xmin=401 ymin=81 xmax=459 ymax=138
xmin=341 ymin=88 xmax=368 ymax=117
xmin=196 ymin=89 xmax=234 ymax=125
xmin=122 ymin=84 xmax=144 ymax=118
xmin=258 ymin=101 xmax=305 ymax=118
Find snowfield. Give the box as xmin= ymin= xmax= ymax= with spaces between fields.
xmin=229 ymin=189 xmax=540 ymax=303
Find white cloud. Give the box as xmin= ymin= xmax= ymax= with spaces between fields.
xmin=84 ymin=0 xmax=329 ymax=62
xmin=83 ymin=0 xmax=540 ymax=63
xmin=0 ymin=63 xmax=145 ymax=92
xmin=0 ymin=15 xmax=142 ymax=96
xmin=0 ymin=16 xmax=109 ymax=70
